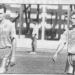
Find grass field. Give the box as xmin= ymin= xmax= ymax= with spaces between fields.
xmin=6 ymin=50 xmax=67 ymax=74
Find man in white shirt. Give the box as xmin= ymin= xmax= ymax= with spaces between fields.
xmin=32 ymin=20 xmax=39 ymax=39
xmin=52 ymin=10 xmax=75 ymax=75
xmin=0 ymin=4 xmax=16 ymax=73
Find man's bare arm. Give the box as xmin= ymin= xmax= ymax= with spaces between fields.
xmin=11 ymin=38 xmax=16 ymax=57
xmin=55 ymin=43 xmax=66 ymax=54
xmin=10 ymin=38 xmax=16 ymax=66
xmin=52 ymin=43 xmax=66 ymax=62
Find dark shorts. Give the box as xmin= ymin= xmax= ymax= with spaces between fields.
xmin=65 ymin=53 xmax=75 ymax=73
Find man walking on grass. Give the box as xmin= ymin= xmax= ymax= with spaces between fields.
xmin=53 ymin=10 xmax=75 ymax=75
xmin=0 ymin=4 xmax=16 ymax=73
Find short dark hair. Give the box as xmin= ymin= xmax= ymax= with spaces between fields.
xmin=33 ymin=19 xmax=37 ymax=24
xmin=0 ymin=4 xmax=6 ymax=13
xmin=33 ymin=21 xmax=36 ymax=24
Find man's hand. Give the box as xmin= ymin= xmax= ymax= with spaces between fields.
xmin=52 ymin=53 xmax=57 ymax=62
xmin=10 ymin=56 xmax=15 ymax=67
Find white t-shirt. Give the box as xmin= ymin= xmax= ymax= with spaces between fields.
xmin=59 ymin=28 xmax=75 ymax=53
xmin=32 ymin=24 xmax=39 ymax=38
xmin=0 ymin=18 xmax=16 ymax=48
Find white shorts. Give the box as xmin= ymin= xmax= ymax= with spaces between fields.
xmin=0 ymin=47 xmax=12 ymax=59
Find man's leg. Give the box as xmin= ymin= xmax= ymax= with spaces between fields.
xmin=0 ymin=57 xmax=8 ymax=73
xmin=65 ymin=55 xmax=73 ymax=74
xmin=10 ymin=56 xmax=15 ymax=67
xmin=0 ymin=48 xmax=12 ymax=73
xmin=32 ymin=45 xmax=35 ymax=52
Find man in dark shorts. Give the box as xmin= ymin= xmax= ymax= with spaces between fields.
xmin=52 ymin=10 xmax=75 ymax=75
xmin=31 ymin=34 xmax=37 ymax=52
xmin=31 ymin=21 xmax=38 ymax=54
xmin=0 ymin=4 xmax=16 ymax=73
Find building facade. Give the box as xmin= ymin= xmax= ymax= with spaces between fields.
xmin=5 ymin=4 xmax=75 ymax=41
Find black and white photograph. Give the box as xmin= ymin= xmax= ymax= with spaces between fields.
xmin=0 ymin=0 xmax=75 ymax=75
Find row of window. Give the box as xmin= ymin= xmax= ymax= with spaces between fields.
xmin=5 ymin=4 xmax=75 ymax=40
xmin=9 ymin=4 xmax=75 ymax=10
